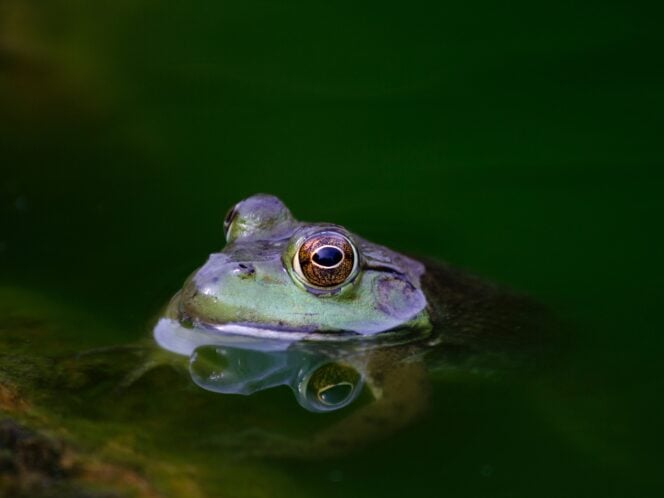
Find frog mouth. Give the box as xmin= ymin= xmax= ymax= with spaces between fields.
xmin=154 ymin=314 xmax=427 ymax=357
xmin=156 ymin=286 xmax=430 ymax=356
xmin=154 ymin=315 xmax=365 ymax=356
xmin=171 ymin=290 xmax=359 ymax=340
xmin=178 ymin=308 xmax=362 ymax=340
xmin=172 ymin=286 xmax=419 ymax=341
xmin=155 ymin=292 xmax=428 ymax=356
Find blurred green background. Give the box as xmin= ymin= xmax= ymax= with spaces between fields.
xmin=1 ymin=0 xmax=662 ymax=497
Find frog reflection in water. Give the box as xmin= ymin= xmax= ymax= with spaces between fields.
xmin=154 ymin=194 xmax=549 ymax=456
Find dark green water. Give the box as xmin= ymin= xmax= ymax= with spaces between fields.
xmin=1 ymin=1 xmax=662 ymax=497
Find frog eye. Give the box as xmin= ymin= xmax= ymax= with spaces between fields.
xmin=293 ymin=232 xmax=357 ymax=288
xmin=223 ymin=205 xmax=238 ymax=241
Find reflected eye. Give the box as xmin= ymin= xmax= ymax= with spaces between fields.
xmin=294 ymin=232 xmax=357 ymax=288
xmin=301 ymin=362 xmax=362 ymax=412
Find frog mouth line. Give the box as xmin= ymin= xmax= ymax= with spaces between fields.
xmin=176 ymin=303 xmax=358 ymax=337
xmin=165 ymin=291 xmax=372 ymax=344
xmin=175 ymin=290 xmax=425 ymax=341
xmin=154 ymin=316 xmax=429 ymax=356
xmin=180 ymin=310 xmax=370 ymax=341
xmin=178 ymin=307 xmax=429 ymax=342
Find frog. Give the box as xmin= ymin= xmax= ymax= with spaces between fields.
xmin=154 ymin=193 xmax=431 ymax=346
xmin=155 ymin=193 xmax=546 ymax=346
xmin=153 ymin=193 xmax=552 ymax=458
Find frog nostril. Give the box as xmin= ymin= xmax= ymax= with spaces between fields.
xmin=233 ymin=263 xmax=255 ymax=278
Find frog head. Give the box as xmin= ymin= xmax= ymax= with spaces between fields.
xmin=156 ymin=194 xmax=430 ymax=348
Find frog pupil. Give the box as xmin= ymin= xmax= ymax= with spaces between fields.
xmin=312 ymin=246 xmax=343 ymax=267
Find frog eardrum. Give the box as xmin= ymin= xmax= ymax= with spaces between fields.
xmin=293 ymin=232 xmax=357 ymax=288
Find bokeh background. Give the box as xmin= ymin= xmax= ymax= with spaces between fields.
xmin=1 ymin=1 xmax=662 ymax=497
